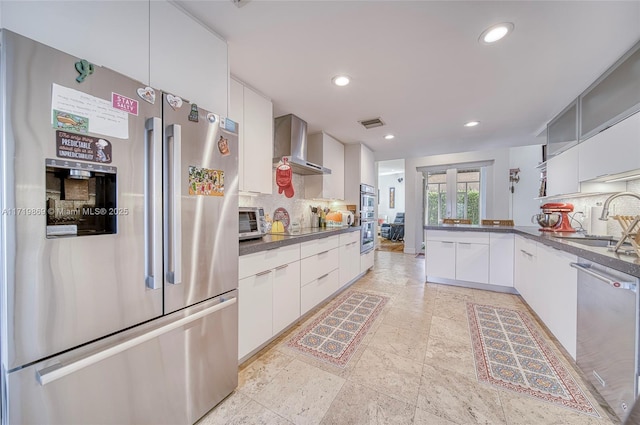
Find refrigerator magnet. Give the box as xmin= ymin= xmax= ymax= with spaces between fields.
xmin=188 ymin=104 xmax=199 ymax=122
xmin=167 ymin=94 xmax=183 ymax=110
xmin=188 ymin=166 xmax=224 ymax=197
xmin=74 ymin=59 xmax=94 ymax=83
xmin=53 ymin=110 xmax=89 ymax=133
xmin=217 ymin=136 xmax=230 ymax=156
xmin=137 ymin=87 xmax=156 ymax=104
xmin=112 ymin=93 xmax=139 ymax=116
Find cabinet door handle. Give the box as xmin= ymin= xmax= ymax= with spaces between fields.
xmin=318 ymin=273 xmax=329 ymax=280
xmin=458 ymin=242 xmax=471 ymax=245
xmin=318 ymin=250 xmax=329 ymax=256
xmin=441 ymin=241 xmax=454 ymax=244
xmin=519 ymin=249 xmax=533 ymax=257
xmin=275 ymin=264 xmax=289 ymax=270
xmin=256 ymin=269 xmax=272 ymax=277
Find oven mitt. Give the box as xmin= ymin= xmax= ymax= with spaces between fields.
xmin=283 ymin=182 xmax=294 ymax=198
xmin=276 ymin=157 xmax=293 ymax=197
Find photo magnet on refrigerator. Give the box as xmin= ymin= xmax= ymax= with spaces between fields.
xmin=137 ymin=87 xmax=156 ymax=104
xmin=167 ymin=94 xmax=183 ymax=110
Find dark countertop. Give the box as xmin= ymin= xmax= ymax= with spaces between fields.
xmin=240 ymin=226 xmax=361 ymax=256
xmin=424 ymin=224 xmax=640 ymax=277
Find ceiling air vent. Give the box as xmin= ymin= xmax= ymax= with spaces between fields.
xmin=359 ymin=117 xmax=385 ymax=129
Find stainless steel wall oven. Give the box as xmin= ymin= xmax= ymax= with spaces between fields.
xmin=360 ymin=184 xmax=375 ymax=253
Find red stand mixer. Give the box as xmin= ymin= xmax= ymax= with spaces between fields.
xmin=534 ymin=202 xmax=576 ymax=232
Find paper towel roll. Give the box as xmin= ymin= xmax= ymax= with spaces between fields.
xmin=590 ymin=206 xmax=607 ymax=235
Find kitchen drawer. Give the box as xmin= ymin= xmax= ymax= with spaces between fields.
xmin=239 ymin=243 xmax=300 ymax=279
xmin=339 ymin=231 xmax=359 ymax=246
xmin=300 ymin=235 xmax=339 ymax=258
xmin=426 ymin=230 xmax=489 ymax=244
xmin=301 ymin=247 xmax=339 ymax=285
xmin=452 ymin=232 xmax=489 ymax=244
xmin=301 ymin=269 xmax=339 ymax=315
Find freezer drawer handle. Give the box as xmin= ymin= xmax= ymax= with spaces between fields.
xmin=144 ymin=117 xmax=163 ymax=290
xmin=165 ymin=124 xmax=182 ymax=285
xmin=36 ymin=297 xmax=237 ymax=386
xmin=570 ymin=262 xmax=637 ymax=291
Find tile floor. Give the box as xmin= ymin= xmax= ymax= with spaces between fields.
xmin=199 ymin=251 xmax=621 ymax=425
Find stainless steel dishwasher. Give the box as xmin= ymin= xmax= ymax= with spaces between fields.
xmin=571 ymin=259 xmax=639 ymax=421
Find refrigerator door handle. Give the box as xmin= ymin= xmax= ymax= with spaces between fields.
xmin=35 ymin=297 xmax=237 ymax=386
xmin=144 ymin=117 xmax=163 ymax=290
xmin=165 ymin=124 xmax=182 ymax=285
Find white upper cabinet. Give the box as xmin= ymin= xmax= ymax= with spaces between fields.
xmin=546 ymin=148 xmax=579 ymax=196
xmin=229 ymin=78 xmax=273 ymax=194
xmin=578 ymin=111 xmax=640 ymax=182
xmin=150 ymin=1 xmax=228 ymax=115
xmin=305 ymin=132 xmax=345 ymax=200
xmin=243 ymin=86 xmax=273 ymax=194
xmin=343 ymin=143 xmax=375 ymax=205
xmin=229 ymin=79 xmax=245 ymax=190
xmin=1 ymin=1 xmax=150 ymax=84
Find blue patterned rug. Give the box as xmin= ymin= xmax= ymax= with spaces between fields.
xmin=467 ymin=303 xmax=599 ymax=417
xmin=287 ymin=291 xmax=389 ymax=367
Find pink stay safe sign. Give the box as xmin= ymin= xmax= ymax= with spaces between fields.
xmin=112 ymin=92 xmax=139 ymax=116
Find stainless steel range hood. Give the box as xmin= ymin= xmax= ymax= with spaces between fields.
xmin=273 ymin=114 xmax=331 ymax=175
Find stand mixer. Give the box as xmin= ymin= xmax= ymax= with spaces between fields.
xmin=535 ymin=202 xmax=576 ymax=232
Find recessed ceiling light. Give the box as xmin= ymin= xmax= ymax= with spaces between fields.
xmin=331 ymin=75 xmax=350 ymax=86
xmin=384 ymin=134 xmax=395 ymax=140
xmin=479 ymin=22 xmax=514 ymax=44
xmin=464 ymin=121 xmax=480 ymax=127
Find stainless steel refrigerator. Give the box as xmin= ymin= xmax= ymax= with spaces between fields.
xmin=0 ymin=30 xmax=238 ymax=424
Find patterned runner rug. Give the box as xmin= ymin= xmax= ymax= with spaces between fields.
xmin=287 ymin=290 xmax=389 ymax=367
xmin=466 ymin=303 xmax=600 ymax=417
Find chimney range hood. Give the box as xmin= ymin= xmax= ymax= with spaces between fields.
xmin=273 ymin=114 xmax=331 ymax=175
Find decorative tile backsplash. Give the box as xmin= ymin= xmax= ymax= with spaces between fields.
xmin=239 ymin=172 xmax=348 ymax=229
xmin=553 ymin=178 xmax=640 ymax=236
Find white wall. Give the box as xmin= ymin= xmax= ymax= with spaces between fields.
xmin=404 ymin=148 xmax=510 ymax=254
xmin=509 ymin=144 xmax=543 ymax=225
xmin=378 ymin=173 xmax=405 ymax=223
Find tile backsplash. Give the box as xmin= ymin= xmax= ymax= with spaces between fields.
xmin=553 ymin=178 xmax=640 ymax=236
xmin=239 ymin=172 xmax=348 ymax=228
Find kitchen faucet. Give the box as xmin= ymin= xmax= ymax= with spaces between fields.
xmin=599 ymin=192 xmax=640 ymax=220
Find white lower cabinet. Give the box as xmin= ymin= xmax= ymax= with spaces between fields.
xmin=514 ymin=235 xmax=538 ymax=308
xmin=238 ymin=232 xmax=363 ymax=361
xmin=489 ymin=233 xmax=514 ymax=287
xmin=238 ymin=244 xmax=301 ymax=360
xmin=426 ymin=240 xmax=456 ymax=280
xmin=238 ymin=270 xmax=273 ymax=360
xmin=456 ymin=242 xmax=489 ymax=284
xmin=272 ymin=261 xmax=301 ymax=335
xmin=301 ymin=269 xmax=339 ymax=315
xmin=339 ymin=232 xmax=360 ymax=286
xmin=425 ymin=230 xmax=495 ymax=284
xmin=535 ymin=243 xmax=578 ymax=359
xmin=360 ymin=250 xmax=374 ymax=273
xmin=300 ymin=235 xmax=340 ymax=316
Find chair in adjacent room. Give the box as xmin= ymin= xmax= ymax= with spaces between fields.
xmin=381 ymin=212 xmax=405 ymax=241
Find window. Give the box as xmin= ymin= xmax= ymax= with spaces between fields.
xmin=423 ymin=167 xmax=484 ymax=225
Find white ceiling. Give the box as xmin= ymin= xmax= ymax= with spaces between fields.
xmin=177 ymin=0 xmax=640 ymax=161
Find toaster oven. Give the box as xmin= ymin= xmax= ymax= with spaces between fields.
xmin=239 ymin=207 xmax=265 ymax=240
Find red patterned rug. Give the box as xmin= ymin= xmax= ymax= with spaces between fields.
xmin=287 ymin=290 xmax=389 ymax=367
xmin=466 ymin=303 xmax=600 ymax=417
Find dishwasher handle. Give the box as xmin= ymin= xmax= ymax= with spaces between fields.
xmin=570 ymin=262 xmax=637 ymax=292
